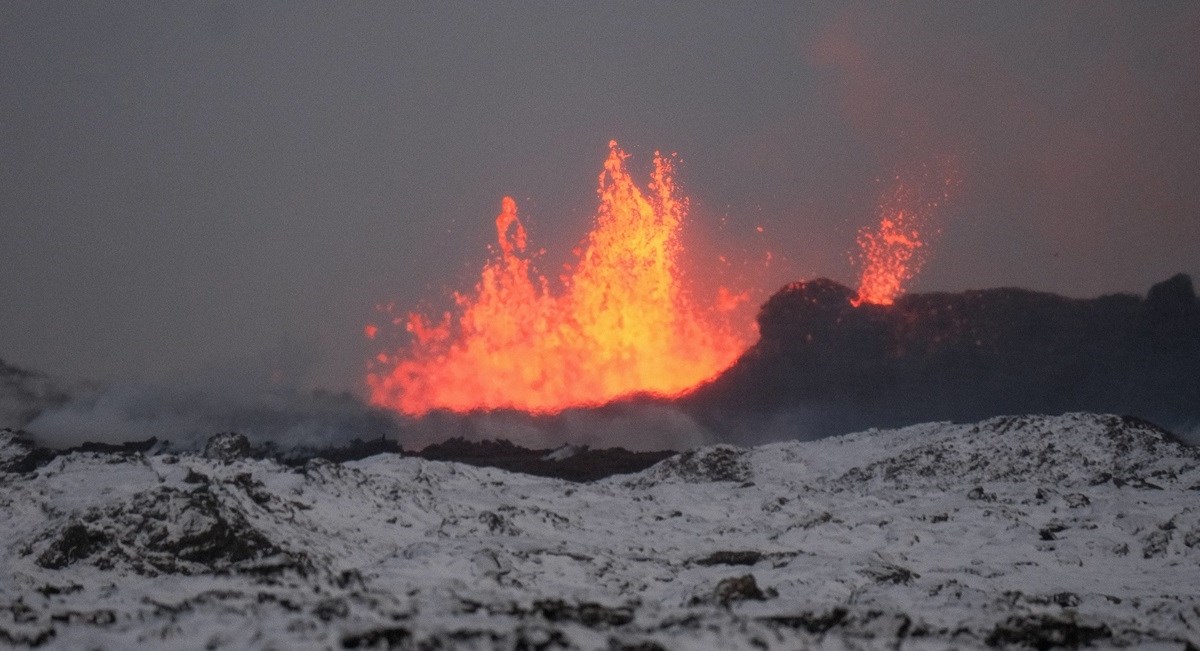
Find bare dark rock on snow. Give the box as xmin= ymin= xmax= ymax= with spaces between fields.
xmin=710 ymin=574 xmax=771 ymax=606
xmin=824 ymin=413 xmax=1198 ymax=493
xmin=1063 ymin=492 xmax=1090 ymax=508
xmin=985 ymin=614 xmax=1112 ymax=650
xmin=202 ymin=431 xmax=251 ymax=462
xmin=32 ymin=483 xmax=308 ymax=577
xmin=0 ymin=429 xmax=157 ymax=475
xmin=340 ymin=626 xmax=412 ymax=649
xmin=860 ymin=561 xmax=919 ymax=585
xmin=626 ymin=445 xmax=750 ymax=487
xmin=35 ymin=524 xmax=111 ymax=570
xmin=529 ymin=599 xmax=635 ymax=628
xmin=0 ymin=429 xmax=53 ymax=474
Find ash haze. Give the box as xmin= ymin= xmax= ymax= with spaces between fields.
xmin=1 ymin=2 xmax=1198 ymax=394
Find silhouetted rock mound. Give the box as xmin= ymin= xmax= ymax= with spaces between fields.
xmin=418 ymin=437 xmax=675 ymax=482
xmin=2 ymin=427 xmax=663 ymax=481
xmin=264 ymin=436 xmax=405 ymax=467
xmin=420 ymin=437 xmax=540 ymax=462
xmin=688 ymin=275 xmax=1200 ymax=440
xmin=302 ymin=436 xmax=404 ymax=464
xmin=0 ymin=429 xmax=158 ymax=474
xmin=73 ymin=437 xmax=159 ymax=456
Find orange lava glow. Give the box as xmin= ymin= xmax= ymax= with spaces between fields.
xmin=367 ymin=141 xmax=749 ymax=416
xmin=851 ymin=170 xmax=956 ymax=306
xmin=851 ymin=208 xmax=924 ymax=306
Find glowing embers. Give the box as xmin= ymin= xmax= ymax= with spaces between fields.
xmin=852 ymin=168 xmax=957 ymax=307
xmin=367 ymin=141 xmax=748 ymax=416
xmin=851 ymin=205 xmax=924 ymax=307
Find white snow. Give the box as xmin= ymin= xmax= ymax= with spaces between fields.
xmin=1 ymin=413 xmax=1198 ymax=649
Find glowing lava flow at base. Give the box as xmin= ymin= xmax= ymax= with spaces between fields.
xmin=367 ymin=141 xmax=750 ymax=416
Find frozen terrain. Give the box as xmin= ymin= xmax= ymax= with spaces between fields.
xmin=2 ymin=413 xmax=1199 ymax=649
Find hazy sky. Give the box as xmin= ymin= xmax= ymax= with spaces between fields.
xmin=2 ymin=2 xmax=1198 ymax=392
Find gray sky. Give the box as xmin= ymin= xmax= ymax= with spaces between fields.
xmin=2 ymin=1 xmax=1198 ymax=393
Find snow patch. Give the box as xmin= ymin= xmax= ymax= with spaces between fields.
xmin=2 ymin=413 xmax=1198 ymax=648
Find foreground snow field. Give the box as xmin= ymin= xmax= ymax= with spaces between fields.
xmin=2 ymin=413 xmax=1199 ymax=649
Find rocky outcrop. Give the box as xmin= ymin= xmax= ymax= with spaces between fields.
xmin=687 ymin=275 xmax=1200 ymax=441
xmin=418 ymin=437 xmax=675 ymax=482
xmin=202 ymin=432 xmax=251 ymax=462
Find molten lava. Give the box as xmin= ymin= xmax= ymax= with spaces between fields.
xmin=851 ymin=207 xmax=925 ymax=307
xmin=852 ymin=169 xmax=957 ymax=306
xmin=368 ymin=141 xmax=749 ymax=416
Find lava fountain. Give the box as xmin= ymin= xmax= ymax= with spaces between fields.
xmin=852 ymin=168 xmax=958 ymax=306
xmin=851 ymin=204 xmax=925 ymax=306
xmin=367 ymin=141 xmax=750 ymax=416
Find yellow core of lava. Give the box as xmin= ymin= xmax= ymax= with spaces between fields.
xmin=367 ymin=141 xmax=749 ymax=416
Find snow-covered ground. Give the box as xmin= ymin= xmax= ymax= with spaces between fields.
xmin=2 ymin=413 xmax=1198 ymax=649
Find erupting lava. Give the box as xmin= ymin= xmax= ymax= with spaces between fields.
xmin=367 ymin=141 xmax=749 ymax=416
xmin=851 ymin=207 xmax=925 ymax=306
xmin=852 ymin=170 xmax=956 ymax=306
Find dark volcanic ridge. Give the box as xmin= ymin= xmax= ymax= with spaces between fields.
xmin=0 ymin=428 xmax=674 ymax=483
xmin=684 ymin=273 xmax=1200 ymax=443
xmin=3 ymin=273 xmax=1198 ymax=452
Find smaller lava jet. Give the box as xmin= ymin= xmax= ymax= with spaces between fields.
xmin=852 ymin=167 xmax=958 ymax=306
xmin=851 ymin=205 xmax=925 ymax=307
